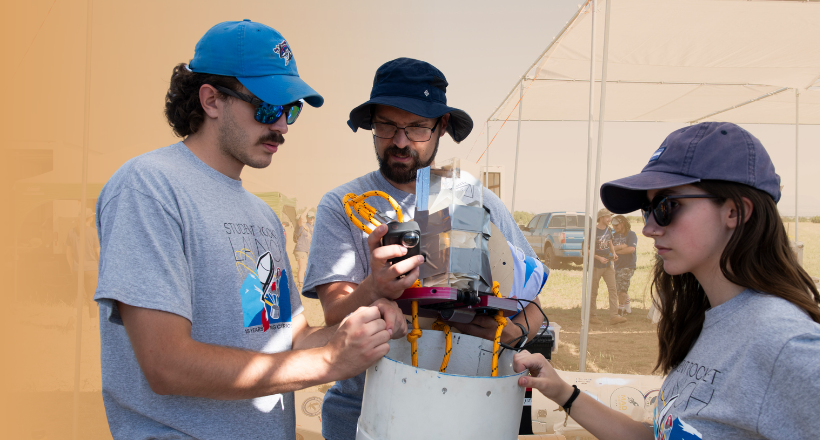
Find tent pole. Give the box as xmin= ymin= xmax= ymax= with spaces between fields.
xmin=579 ymin=0 xmax=599 ymax=372
xmin=795 ymin=89 xmax=799 ymax=243
xmin=485 ymin=120 xmax=490 ymax=196
xmin=74 ymin=0 xmax=94 ymax=439
xmin=511 ymin=79 xmax=524 ymax=214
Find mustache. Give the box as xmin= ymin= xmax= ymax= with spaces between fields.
xmin=384 ymin=145 xmax=419 ymax=161
xmin=259 ymin=132 xmax=285 ymax=145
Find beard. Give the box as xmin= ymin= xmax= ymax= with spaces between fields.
xmin=217 ymin=104 xmax=286 ymax=169
xmin=375 ymin=136 xmax=439 ymax=184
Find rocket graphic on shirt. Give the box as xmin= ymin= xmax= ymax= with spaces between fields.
xmin=239 ymin=251 xmax=292 ymax=331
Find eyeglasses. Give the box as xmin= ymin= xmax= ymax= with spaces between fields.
xmin=641 ymin=194 xmax=719 ymax=227
xmin=372 ymin=119 xmax=441 ymax=142
xmin=213 ymin=85 xmax=303 ymax=125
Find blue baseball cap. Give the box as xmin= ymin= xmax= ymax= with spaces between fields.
xmin=601 ymin=122 xmax=781 ymax=214
xmin=189 ymin=20 xmax=323 ymax=107
xmin=347 ymin=58 xmax=473 ymax=143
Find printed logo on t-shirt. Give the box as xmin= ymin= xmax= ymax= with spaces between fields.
xmin=656 ymin=360 xmax=721 ymax=439
xmin=239 ymin=252 xmax=292 ymax=332
xmin=225 ymin=222 xmax=292 ymax=334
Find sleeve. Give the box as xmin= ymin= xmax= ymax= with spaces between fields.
xmin=301 ymin=193 xmax=370 ymax=299
xmin=94 ymin=187 xmax=193 ymax=325
xmin=628 ymin=231 xmax=638 ymax=249
xmin=756 ymin=333 xmax=820 ymax=440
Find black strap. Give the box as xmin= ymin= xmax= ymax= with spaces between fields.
xmin=562 ymin=385 xmax=581 ymax=416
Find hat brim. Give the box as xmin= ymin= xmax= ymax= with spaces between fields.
xmin=600 ymin=171 xmax=701 ymax=214
xmin=238 ymin=74 xmax=324 ymax=107
xmin=347 ymin=96 xmax=473 ymax=143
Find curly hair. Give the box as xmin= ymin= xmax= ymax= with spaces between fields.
xmin=164 ymin=63 xmax=242 ymax=137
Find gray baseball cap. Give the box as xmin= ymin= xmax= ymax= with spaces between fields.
xmin=601 ymin=122 xmax=781 ymax=214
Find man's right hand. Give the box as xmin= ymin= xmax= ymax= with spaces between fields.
xmin=323 ymin=305 xmax=392 ymax=380
xmin=363 ymin=224 xmax=425 ymax=301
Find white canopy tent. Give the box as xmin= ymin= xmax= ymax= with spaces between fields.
xmin=485 ymin=0 xmax=820 ymax=371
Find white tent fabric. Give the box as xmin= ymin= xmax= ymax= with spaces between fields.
xmin=486 ymin=0 xmax=820 ymax=372
xmin=490 ymin=0 xmax=820 ymax=125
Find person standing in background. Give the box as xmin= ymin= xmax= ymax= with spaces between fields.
xmin=611 ymin=215 xmax=637 ymax=315
xmin=294 ymin=208 xmax=315 ymax=291
xmin=589 ymin=208 xmax=626 ymax=325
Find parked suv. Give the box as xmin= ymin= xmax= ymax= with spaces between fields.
xmin=520 ymin=212 xmax=587 ymax=269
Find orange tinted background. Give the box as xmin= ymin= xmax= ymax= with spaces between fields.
xmin=2 ymin=1 xmax=817 ymax=438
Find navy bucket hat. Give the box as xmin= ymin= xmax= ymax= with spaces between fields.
xmin=189 ymin=20 xmax=323 ymax=107
xmin=600 ymin=122 xmax=781 ymax=214
xmin=348 ymin=58 xmax=474 ymax=143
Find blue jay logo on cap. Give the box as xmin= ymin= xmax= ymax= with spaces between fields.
xmin=273 ymin=40 xmax=293 ymax=66
xmin=649 ymin=146 xmax=666 ymax=162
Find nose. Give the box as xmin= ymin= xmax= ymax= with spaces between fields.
xmin=391 ymin=127 xmax=413 ymax=149
xmin=642 ymin=212 xmax=663 ymax=238
xmin=270 ymin=112 xmax=288 ymax=135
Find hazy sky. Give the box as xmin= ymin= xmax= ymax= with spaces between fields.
xmin=4 ymin=0 xmax=819 ymax=215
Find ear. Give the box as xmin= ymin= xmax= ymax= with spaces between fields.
xmin=199 ymin=84 xmax=223 ymax=119
xmin=438 ymin=113 xmax=451 ymax=139
xmin=726 ymin=197 xmax=754 ymax=229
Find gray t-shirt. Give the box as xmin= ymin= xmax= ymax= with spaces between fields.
xmin=657 ymin=289 xmax=820 ymax=440
xmin=94 ymin=142 xmax=304 ymax=440
xmin=302 ymin=170 xmax=536 ymax=440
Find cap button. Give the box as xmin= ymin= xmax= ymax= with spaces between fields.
xmin=243 ymin=19 xmax=251 ymax=21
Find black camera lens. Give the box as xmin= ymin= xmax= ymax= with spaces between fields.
xmin=401 ymin=231 xmax=420 ymax=248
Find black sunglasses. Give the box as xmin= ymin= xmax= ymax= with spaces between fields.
xmin=213 ymin=85 xmax=303 ymax=125
xmin=641 ymin=194 xmax=719 ymax=227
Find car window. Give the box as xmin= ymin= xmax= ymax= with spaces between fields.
xmin=566 ymin=215 xmax=577 ymax=227
xmin=547 ymin=215 xmax=565 ymax=228
xmin=536 ymin=215 xmax=548 ymax=230
xmin=527 ymin=215 xmax=542 ymax=229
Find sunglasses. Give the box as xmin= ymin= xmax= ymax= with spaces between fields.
xmin=213 ymin=85 xmax=303 ymax=125
xmin=641 ymin=194 xmax=719 ymax=227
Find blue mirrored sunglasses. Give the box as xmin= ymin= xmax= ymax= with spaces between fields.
xmin=213 ymin=85 xmax=303 ymax=125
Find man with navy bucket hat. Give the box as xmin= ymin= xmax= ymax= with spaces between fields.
xmin=93 ymin=21 xmax=406 ymax=440
xmin=302 ymin=57 xmax=546 ymax=440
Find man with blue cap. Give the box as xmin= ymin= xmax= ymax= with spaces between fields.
xmin=93 ymin=21 xmax=405 ymax=439
xmin=302 ymin=57 xmax=546 ymax=440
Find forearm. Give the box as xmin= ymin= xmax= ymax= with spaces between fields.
xmin=615 ymin=246 xmax=635 ymax=255
xmin=503 ymin=299 xmax=544 ymax=343
xmin=146 ymin=339 xmax=336 ymax=400
xmin=553 ymin=387 xmax=652 ymax=440
xmin=319 ymin=279 xmax=378 ymax=326
xmin=292 ymin=321 xmax=339 ymax=350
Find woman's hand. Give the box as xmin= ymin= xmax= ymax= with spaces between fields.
xmin=513 ymin=350 xmax=575 ymax=404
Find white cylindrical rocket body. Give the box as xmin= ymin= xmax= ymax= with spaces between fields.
xmin=356 ymin=330 xmax=525 ymax=440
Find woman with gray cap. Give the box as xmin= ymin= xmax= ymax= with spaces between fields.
xmin=513 ymin=122 xmax=820 ymax=439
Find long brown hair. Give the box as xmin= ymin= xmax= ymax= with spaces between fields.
xmin=653 ymin=180 xmax=820 ymax=374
